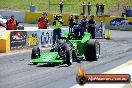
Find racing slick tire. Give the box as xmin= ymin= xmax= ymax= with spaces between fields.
xmin=31 ymin=46 xmax=40 ymax=65
xmin=84 ymin=39 xmax=100 ymax=61
xmin=63 ymin=43 xmax=73 ymax=66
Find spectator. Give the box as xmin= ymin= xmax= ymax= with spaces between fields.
xmin=6 ymin=15 xmax=18 ymax=30
xmin=80 ymin=15 xmax=88 ymax=35
xmin=81 ymin=2 xmax=86 ymax=15
xmin=96 ymin=3 xmax=99 ymax=16
xmin=59 ymin=1 xmax=64 ymax=13
xmin=100 ymin=3 xmax=105 ymax=15
xmin=38 ymin=12 xmax=49 ymax=29
xmin=68 ymin=15 xmax=74 ymax=33
xmin=87 ymin=2 xmax=91 ymax=15
xmin=88 ymin=15 xmax=96 ymax=39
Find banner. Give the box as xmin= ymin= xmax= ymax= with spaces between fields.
xmin=10 ymin=31 xmax=27 ymax=49
xmin=10 ymin=29 xmax=69 ymax=50
xmin=105 ymin=18 xmax=132 ymax=30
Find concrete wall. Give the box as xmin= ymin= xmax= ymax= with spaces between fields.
xmin=0 ymin=10 xmax=25 ymax=23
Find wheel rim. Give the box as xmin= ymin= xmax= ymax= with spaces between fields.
xmin=70 ymin=52 xmax=73 ymax=63
xmin=96 ymin=44 xmax=100 ymax=58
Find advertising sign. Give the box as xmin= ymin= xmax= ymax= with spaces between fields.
xmin=106 ymin=18 xmax=132 ymax=30
xmin=10 ymin=31 xmax=27 ymax=49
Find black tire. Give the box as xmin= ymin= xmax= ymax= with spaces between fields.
xmin=31 ymin=46 xmax=40 ymax=59
xmin=62 ymin=43 xmax=73 ymax=66
xmin=33 ymin=63 xmax=38 ymax=65
xmin=72 ymin=49 xmax=77 ymax=61
xmin=50 ymin=49 xmax=55 ymax=52
xmin=84 ymin=39 xmax=100 ymax=61
xmin=31 ymin=46 xmax=40 ymax=65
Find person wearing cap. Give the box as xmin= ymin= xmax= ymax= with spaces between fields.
xmin=38 ymin=12 xmax=49 ymax=29
xmin=80 ymin=15 xmax=88 ymax=35
xmin=53 ymin=14 xmax=63 ymax=44
xmin=88 ymin=15 xmax=96 ymax=39
xmin=6 ymin=15 xmax=18 ymax=30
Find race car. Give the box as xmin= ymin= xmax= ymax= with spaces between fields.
xmin=31 ymin=31 xmax=100 ymax=66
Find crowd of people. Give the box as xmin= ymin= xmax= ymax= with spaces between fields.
xmin=68 ymin=15 xmax=96 ymax=39
xmin=2 ymin=12 xmax=97 ymax=44
xmin=81 ymin=2 xmax=105 ymax=15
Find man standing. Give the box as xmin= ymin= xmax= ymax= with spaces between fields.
xmin=88 ymin=15 xmax=96 ymax=39
xmin=80 ymin=15 xmax=88 ymax=35
xmin=87 ymin=2 xmax=91 ymax=15
xmin=59 ymin=1 xmax=64 ymax=13
xmin=6 ymin=15 xmax=18 ymax=30
xmin=53 ymin=14 xmax=63 ymax=44
xmin=81 ymin=2 xmax=86 ymax=15
xmin=38 ymin=12 xmax=49 ymax=29
xmin=96 ymin=3 xmax=99 ymax=16
xmin=68 ymin=15 xmax=74 ymax=33
xmin=100 ymin=3 xmax=105 ymax=15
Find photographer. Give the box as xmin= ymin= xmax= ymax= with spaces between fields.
xmin=38 ymin=12 xmax=49 ymax=29
xmin=6 ymin=15 xmax=18 ymax=30
xmin=53 ymin=14 xmax=63 ymax=44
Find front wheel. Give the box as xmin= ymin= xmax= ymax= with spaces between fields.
xmin=31 ymin=46 xmax=40 ymax=59
xmin=32 ymin=63 xmax=38 ymax=65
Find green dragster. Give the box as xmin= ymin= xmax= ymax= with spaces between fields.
xmin=31 ymin=32 xmax=100 ymax=66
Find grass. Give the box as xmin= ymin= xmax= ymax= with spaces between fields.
xmin=0 ymin=0 xmax=132 ymax=14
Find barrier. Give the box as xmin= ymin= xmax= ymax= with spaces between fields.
xmin=25 ymin=12 xmax=132 ymax=26
xmin=0 ymin=29 xmax=69 ymax=53
xmin=25 ymin=12 xmax=105 ymax=25
xmin=0 ymin=31 xmax=10 ymax=53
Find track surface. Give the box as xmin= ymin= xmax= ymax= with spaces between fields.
xmin=0 ymin=30 xmax=132 ymax=88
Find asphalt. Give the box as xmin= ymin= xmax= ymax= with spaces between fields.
xmin=0 ymin=30 xmax=132 ymax=88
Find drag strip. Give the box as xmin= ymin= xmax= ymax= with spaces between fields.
xmin=0 ymin=30 xmax=132 ymax=88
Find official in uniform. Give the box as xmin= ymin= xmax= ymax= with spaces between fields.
xmin=6 ymin=15 xmax=18 ymax=30
xmin=38 ymin=12 xmax=49 ymax=29
xmin=88 ymin=15 xmax=96 ymax=39
xmin=53 ymin=14 xmax=63 ymax=44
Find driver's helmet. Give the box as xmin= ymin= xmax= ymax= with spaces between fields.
xmin=73 ymin=24 xmax=81 ymax=36
xmin=73 ymin=24 xmax=81 ymax=31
